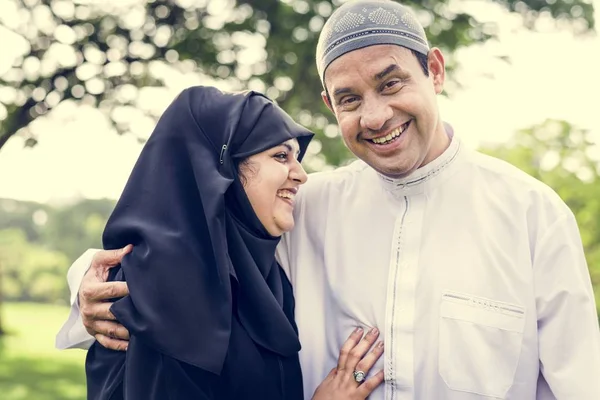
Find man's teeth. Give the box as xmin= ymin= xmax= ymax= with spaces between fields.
xmin=371 ymin=123 xmax=407 ymax=144
xmin=277 ymin=190 xmax=295 ymax=199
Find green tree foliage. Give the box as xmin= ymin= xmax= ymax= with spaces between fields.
xmin=0 ymin=0 xmax=594 ymax=168
xmin=481 ymin=119 xmax=600 ymax=306
xmin=41 ymin=198 xmax=114 ymax=261
xmin=0 ymin=198 xmax=112 ymax=305
xmin=0 ymin=198 xmax=51 ymax=242
xmin=0 ymin=229 xmax=70 ymax=303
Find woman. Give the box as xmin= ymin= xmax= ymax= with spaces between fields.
xmin=85 ymin=86 xmax=383 ymax=399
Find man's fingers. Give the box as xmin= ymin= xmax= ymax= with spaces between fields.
xmin=93 ymin=320 xmax=130 ymax=340
xmin=84 ymin=246 xmax=133 ymax=284
xmin=337 ymin=327 xmax=364 ymax=371
xmin=96 ymin=281 xmax=129 ymax=301
xmin=357 ymin=370 xmax=385 ymax=397
xmin=81 ymin=281 xmax=129 ymax=302
xmin=91 ymin=245 xmax=133 ymax=268
xmin=95 ymin=334 xmax=129 ymax=352
xmin=82 ymin=302 xmax=117 ymax=326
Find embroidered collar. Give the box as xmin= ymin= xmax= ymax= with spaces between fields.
xmin=377 ymin=123 xmax=463 ymax=196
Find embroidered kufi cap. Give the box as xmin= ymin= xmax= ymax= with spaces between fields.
xmin=316 ymin=0 xmax=429 ymax=86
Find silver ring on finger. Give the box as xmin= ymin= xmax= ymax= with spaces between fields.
xmin=353 ymin=370 xmax=366 ymax=384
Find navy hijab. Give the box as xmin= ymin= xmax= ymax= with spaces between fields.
xmin=102 ymin=86 xmax=313 ymax=375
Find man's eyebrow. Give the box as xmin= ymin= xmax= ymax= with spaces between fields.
xmin=332 ymin=64 xmax=401 ymax=98
xmin=374 ymin=64 xmax=400 ymax=81
xmin=333 ymin=87 xmax=353 ymax=98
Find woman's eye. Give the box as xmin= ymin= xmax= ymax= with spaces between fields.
xmin=274 ymin=153 xmax=288 ymax=161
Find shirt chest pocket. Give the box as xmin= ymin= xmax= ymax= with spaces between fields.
xmin=438 ymin=291 xmax=526 ymax=399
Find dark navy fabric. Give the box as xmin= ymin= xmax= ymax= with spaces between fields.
xmin=86 ymin=266 xmax=303 ymax=400
xmin=85 ymin=86 xmax=312 ymax=399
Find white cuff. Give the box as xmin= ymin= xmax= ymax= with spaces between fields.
xmin=55 ymin=249 xmax=101 ymax=350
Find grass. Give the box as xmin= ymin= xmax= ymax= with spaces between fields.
xmin=0 ymin=302 xmax=87 ymax=400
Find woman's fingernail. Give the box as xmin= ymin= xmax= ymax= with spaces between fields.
xmin=370 ymin=327 xmax=379 ymax=335
xmin=377 ymin=341 xmax=384 ymax=349
xmin=354 ymin=326 xmax=363 ymax=333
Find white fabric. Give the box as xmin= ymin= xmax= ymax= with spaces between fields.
xmin=57 ymin=133 xmax=600 ymax=399
xmin=277 ymin=134 xmax=600 ymax=399
xmin=55 ymin=248 xmax=98 ymax=350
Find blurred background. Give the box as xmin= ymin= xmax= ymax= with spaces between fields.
xmin=0 ymin=0 xmax=598 ymax=398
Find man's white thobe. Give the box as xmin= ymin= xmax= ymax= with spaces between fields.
xmin=276 ymin=135 xmax=600 ymax=399
xmin=57 ymin=134 xmax=600 ymax=399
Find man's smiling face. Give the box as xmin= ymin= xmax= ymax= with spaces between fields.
xmin=323 ymin=45 xmax=449 ymax=179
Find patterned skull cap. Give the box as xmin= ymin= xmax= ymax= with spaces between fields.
xmin=316 ymin=0 xmax=429 ymax=87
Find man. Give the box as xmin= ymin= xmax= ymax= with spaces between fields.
xmin=57 ymin=1 xmax=600 ymax=399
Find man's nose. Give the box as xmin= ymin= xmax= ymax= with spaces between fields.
xmin=359 ymin=97 xmax=393 ymax=132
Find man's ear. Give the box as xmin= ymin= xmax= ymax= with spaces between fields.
xmin=427 ymin=48 xmax=446 ymax=95
xmin=321 ymin=90 xmax=334 ymax=113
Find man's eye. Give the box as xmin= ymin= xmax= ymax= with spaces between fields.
xmin=384 ymin=80 xmax=400 ymax=89
xmin=340 ymin=96 xmax=358 ymax=105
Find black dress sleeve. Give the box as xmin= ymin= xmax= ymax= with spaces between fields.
xmin=86 ymin=333 xmax=223 ymax=400
xmin=85 ymin=266 xmax=224 ymax=400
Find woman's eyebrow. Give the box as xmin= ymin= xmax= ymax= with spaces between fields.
xmin=282 ymin=142 xmax=301 ymax=157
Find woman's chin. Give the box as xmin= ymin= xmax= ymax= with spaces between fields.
xmin=268 ymin=216 xmax=295 ymax=236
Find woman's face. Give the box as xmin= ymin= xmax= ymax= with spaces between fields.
xmin=241 ymin=138 xmax=308 ymax=236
